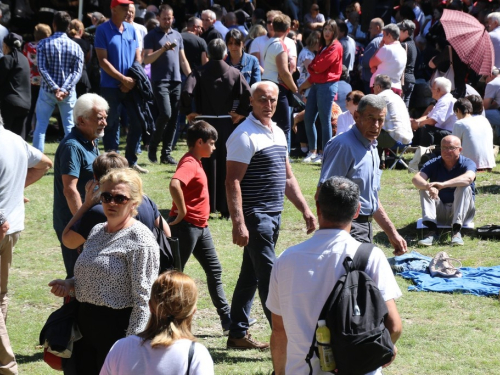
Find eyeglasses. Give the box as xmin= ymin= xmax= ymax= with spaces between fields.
xmin=266 ymin=20 xmax=273 ymax=24
xmin=441 ymin=146 xmax=459 ymax=152
xmin=100 ymin=192 xmax=131 ymax=204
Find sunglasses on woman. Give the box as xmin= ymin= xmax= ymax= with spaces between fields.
xmin=100 ymin=192 xmax=131 ymax=204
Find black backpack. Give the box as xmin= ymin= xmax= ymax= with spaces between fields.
xmin=306 ymin=243 xmax=394 ymax=375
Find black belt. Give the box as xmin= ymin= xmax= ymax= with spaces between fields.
xmin=356 ymin=215 xmax=373 ymax=223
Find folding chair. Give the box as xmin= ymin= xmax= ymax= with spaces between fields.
xmin=386 ymin=143 xmax=411 ymax=170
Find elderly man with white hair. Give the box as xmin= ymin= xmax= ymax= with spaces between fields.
xmin=201 ymin=9 xmax=222 ymax=45
xmin=53 ymin=93 xmax=109 ymax=279
xmin=411 ymin=77 xmax=457 ymax=147
xmin=487 ymin=12 xmax=500 ymax=70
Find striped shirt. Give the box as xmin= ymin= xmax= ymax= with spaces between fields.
xmin=226 ymin=113 xmax=288 ymax=215
xmin=37 ymin=32 xmax=84 ymax=93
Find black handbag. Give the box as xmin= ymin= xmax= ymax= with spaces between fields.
xmin=154 ymin=216 xmax=182 ymax=273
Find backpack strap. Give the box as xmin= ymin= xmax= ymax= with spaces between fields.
xmin=186 ymin=341 xmax=195 ymax=375
xmin=352 ymin=243 xmax=375 ymax=272
xmin=305 ymin=323 xmax=318 ymax=375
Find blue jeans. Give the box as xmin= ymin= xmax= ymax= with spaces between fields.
xmin=229 ymin=212 xmax=281 ymax=337
xmin=33 ymin=88 xmax=76 ymax=152
xmin=304 ymin=81 xmax=338 ymax=151
xmin=151 ymin=80 xmax=181 ymax=155
xmin=101 ymin=87 xmax=142 ymax=166
xmin=169 ymin=219 xmax=230 ymax=318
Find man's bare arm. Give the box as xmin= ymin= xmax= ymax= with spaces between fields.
xmin=226 ymin=161 xmax=249 ymax=247
xmin=25 ymin=154 xmax=53 ymax=187
xmin=62 ymin=175 xmax=83 ymax=215
xmin=373 ymin=201 xmax=407 ymax=255
xmin=270 ymin=313 xmax=287 ymax=375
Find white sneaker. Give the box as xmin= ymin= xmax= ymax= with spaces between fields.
xmin=302 ymin=152 xmax=318 ymax=163
xmin=312 ymin=154 xmax=322 ymax=163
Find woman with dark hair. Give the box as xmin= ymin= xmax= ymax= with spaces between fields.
xmin=225 ymin=28 xmax=261 ymax=86
xmin=100 ymin=271 xmax=214 ymax=375
xmin=336 ymin=90 xmax=364 ymax=134
xmin=298 ymin=19 xmax=343 ymax=163
xmin=0 ymin=33 xmax=31 ymax=139
xmin=69 ymin=19 xmax=92 ymax=98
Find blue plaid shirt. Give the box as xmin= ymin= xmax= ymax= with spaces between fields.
xmin=37 ymin=32 xmax=84 ymax=93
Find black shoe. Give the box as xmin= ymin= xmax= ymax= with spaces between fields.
xmin=161 ymin=155 xmax=177 ymax=165
xmin=148 ymin=146 xmax=158 ymax=164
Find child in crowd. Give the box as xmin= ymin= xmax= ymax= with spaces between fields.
xmin=168 ymin=121 xmax=232 ymax=334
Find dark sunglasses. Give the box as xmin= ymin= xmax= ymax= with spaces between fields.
xmin=100 ymin=192 xmax=130 ymax=205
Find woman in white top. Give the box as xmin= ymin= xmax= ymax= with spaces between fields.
xmin=100 ymin=271 xmax=214 ymax=375
xmin=49 ymin=168 xmax=159 ymax=375
xmin=336 ymin=90 xmax=364 ymax=135
xmin=369 ymin=24 xmax=407 ymax=95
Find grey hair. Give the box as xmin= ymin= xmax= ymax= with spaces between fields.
xmin=73 ymin=93 xmax=109 ymax=124
xmin=433 ymin=77 xmax=452 ymax=94
xmin=318 ymin=177 xmax=360 ymax=225
xmin=487 ymin=12 xmax=500 ymax=25
xmin=201 ymin=9 xmax=216 ymax=21
xmin=207 ymin=38 xmax=227 ymax=60
xmin=383 ymin=23 xmax=400 ymax=40
xmin=357 ymin=94 xmax=387 ymax=114
xmin=374 ymin=74 xmax=392 ymax=90
xmin=398 ymin=19 xmax=416 ymax=36
xmin=250 ymin=81 xmax=279 ymax=96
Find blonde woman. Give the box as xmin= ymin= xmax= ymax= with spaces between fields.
xmin=100 ymin=271 xmax=214 ymax=375
xmin=49 ymin=168 xmax=159 ymax=375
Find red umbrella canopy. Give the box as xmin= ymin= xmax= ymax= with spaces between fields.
xmin=440 ymin=9 xmax=494 ymax=76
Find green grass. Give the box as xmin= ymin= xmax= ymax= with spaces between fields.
xmin=9 ymin=135 xmax=500 ymax=374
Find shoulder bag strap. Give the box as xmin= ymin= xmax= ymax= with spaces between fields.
xmin=352 ymin=243 xmax=375 ymax=271
xmin=186 ymin=341 xmax=195 ymax=375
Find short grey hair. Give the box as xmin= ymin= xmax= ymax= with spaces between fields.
xmin=487 ymin=12 xmax=500 ymax=25
xmin=73 ymin=93 xmax=109 ymax=124
xmin=374 ymin=74 xmax=392 ymax=90
xmin=318 ymin=177 xmax=360 ymax=225
xmin=250 ymin=81 xmax=279 ymax=96
xmin=433 ymin=77 xmax=452 ymax=94
xmin=383 ymin=23 xmax=400 ymax=40
xmin=357 ymin=94 xmax=387 ymax=114
xmin=207 ymin=38 xmax=227 ymax=60
xmin=201 ymin=9 xmax=215 ymax=21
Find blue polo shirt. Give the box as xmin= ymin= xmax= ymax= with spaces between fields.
xmin=421 ymin=155 xmax=476 ymax=204
xmin=95 ymin=20 xmax=138 ymax=88
xmin=143 ymin=26 xmax=183 ymax=83
xmin=53 ymin=127 xmax=99 ymax=237
xmin=320 ymin=125 xmax=381 ymax=216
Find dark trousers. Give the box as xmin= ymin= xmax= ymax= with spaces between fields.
xmin=151 ymin=80 xmax=181 ymax=156
xmin=74 ymin=302 xmax=132 ymax=375
xmin=169 ymin=219 xmax=230 ymax=318
xmin=27 ymin=85 xmax=41 ymax=135
xmin=271 ymin=84 xmax=290 ymax=144
xmin=61 ymin=243 xmax=79 ymax=279
xmin=101 ymin=87 xmax=143 ymax=166
xmin=414 ymin=125 xmax=451 ymax=148
xmin=229 ymin=212 xmax=281 ymax=337
xmin=2 ymin=103 xmax=29 ymax=140
xmin=402 ymin=82 xmax=415 ymax=108
xmin=350 ymin=219 xmax=373 ymax=244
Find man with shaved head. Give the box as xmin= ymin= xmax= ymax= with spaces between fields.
xmin=412 ymin=135 xmax=476 ymax=246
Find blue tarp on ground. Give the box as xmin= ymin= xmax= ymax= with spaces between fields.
xmin=399 ymin=266 xmax=500 ymax=297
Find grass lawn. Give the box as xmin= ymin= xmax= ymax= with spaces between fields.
xmin=9 ymin=135 xmax=500 ymax=374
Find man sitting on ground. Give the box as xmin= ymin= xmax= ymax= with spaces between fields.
xmin=412 ymin=135 xmax=476 ymax=247
xmin=267 ymin=176 xmax=402 ymax=374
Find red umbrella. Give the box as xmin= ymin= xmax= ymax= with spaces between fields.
xmin=440 ymin=9 xmax=494 ymax=76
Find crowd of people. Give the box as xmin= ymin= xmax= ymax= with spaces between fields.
xmin=1 ymin=0 xmax=500 ymax=374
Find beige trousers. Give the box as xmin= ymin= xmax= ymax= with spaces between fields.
xmin=0 ymin=232 xmax=20 ymax=375
xmin=420 ymin=186 xmax=475 ymax=227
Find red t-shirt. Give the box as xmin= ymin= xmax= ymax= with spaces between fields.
xmin=169 ymin=153 xmax=210 ymax=227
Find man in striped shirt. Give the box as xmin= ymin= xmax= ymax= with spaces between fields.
xmin=225 ymin=81 xmax=317 ymax=350
xmin=33 ymin=11 xmax=84 ymax=152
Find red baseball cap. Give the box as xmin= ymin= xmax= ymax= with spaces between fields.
xmin=110 ymin=0 xmax=134 ymax=7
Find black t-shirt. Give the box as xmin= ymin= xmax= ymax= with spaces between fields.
xmin=0 ymin=49 xmax=31 ymax=109
xmin=72 ymin=195 xmax=160 ymax=240
xmin=181 ymin=32 xmax=207 ymax=70
xmin=71 ymin=37 xmax=91 ymax=91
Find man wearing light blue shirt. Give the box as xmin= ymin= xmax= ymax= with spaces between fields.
xmin=319 ymin=94 xmax=407 ymax=255
xmin=361 ymin=18 xmax=384 ymax=94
